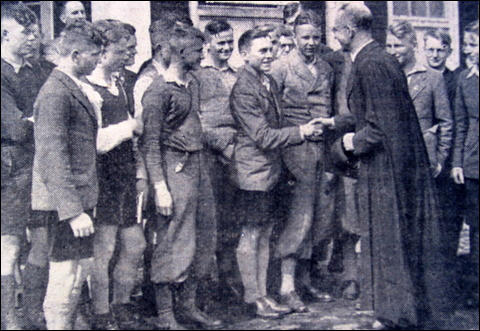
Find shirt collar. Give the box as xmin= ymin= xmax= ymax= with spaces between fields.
xmin=350 ymin=39 xmax=374 ymax=62
xmin=152 ymin=59 xmax=167 ymax=76
xmin=466 ymin=65 xmax=479 ymax=79
xmin=406 ymin=63 xmax=427 ymax=77
xmin=163 ymin=67 xmax=188 ymax=88
xmin=87 ymin=69 xmax=120 ymax=96
xmin=201 ymin=61 xmax=236 ymax=73
xmin=1 ymin=56 xmax=32 ymax=74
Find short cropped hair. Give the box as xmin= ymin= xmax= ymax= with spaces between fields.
xmin=294 ymin=10 xmax=322 ymax=29
xmin=277 ymin=25 xmax=295 ymax=38
xmin=121 ymin=22 xmax=135 ymax=36
xmin=204 ymin=19 xmax=232 ymax=37
xmin=464 ymin=20 xmax=479 ymax=36
xmin=56 ymin=21 xmax=102 ymax=57
xmin=283 ymin=2 xmax=300 ymax=24
xmin=255 ymin=24 xmax=280 ymax=40
xmin=238 ymin=28 xmax=271 ymax=53
xmin=168 ymin=25 xmax=205 ymax=56
xmin=338 ymin=3 xmax=373 ymax=32
xmin=1 ymin=2 xmax=38 ymax=28
xmin=388 ymin=21 xmax=417 ymax=47
xmin=93 ymin=20 xmax=129 ymax=48
xmin=423 ymin=29 xmax=451 ymax=47
xmin=149 ymin=15 xmax=193 ymax=52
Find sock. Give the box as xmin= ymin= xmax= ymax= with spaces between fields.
xmin=154 ymin=283 xmax=173 ymax=314
xmin=280 ymin=258 xmax=296 ymax=295
xmin=1 ymin=275 xmax=18 ymax=328
xmin=23 ymin=263 xmax=49 ymax=317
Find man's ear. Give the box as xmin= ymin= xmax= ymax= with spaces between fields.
xmin=240 ymin=49 xmax=248 ymax=58
xmin=71 ymin=49 xmax=80 ymax=63
xmin=60 ymin=13 xmax=66 ymax=25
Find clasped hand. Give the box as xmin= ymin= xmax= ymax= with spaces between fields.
xmin=300 ymin=118 xmax=326 ymax=139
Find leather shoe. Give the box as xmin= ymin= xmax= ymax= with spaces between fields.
xmin=92 ymin=313 xmax=119 ymax=330
xmin=264 ymin=296 xmax=292 ymax=314
xmin=341 ymin=280 xmax=360 ymax=301
xmin=255 ymin=297 xmax=281 ymax=319
xmin=182 ymin=304 xmax=223 ymax=329
xmin=280 ymin=291 xmax=309 ymax=313
xmin=150 ymin=310 xmax=186 ymax=330
xmin=112 ymin=303 xmax=144 ymax=329
xmin=302 ymin=284 xmax=334 ymax=302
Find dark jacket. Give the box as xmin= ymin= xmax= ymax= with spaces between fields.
xmin=230 ymin=64 xmax=303 ymax=191
xmin=453 ymin=69 xmax=479 ymax=179
xmin=347 ymin=41 xmax=448 ymax=323
xmin=32 ymin=70 xmax=99 ymax=221
xmin=406 ymin=64 xmax=453 ymax=169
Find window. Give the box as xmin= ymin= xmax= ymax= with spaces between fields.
xmin=388 ymin=1 xmax=460 ymax=69
xmin=392 ymin=1 xmax=444 ymax=18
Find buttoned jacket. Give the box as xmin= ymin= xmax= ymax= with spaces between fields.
xmin=230 ymin=64 xmax=303 ymax=191
xmin=406 ymin=64 xmax=453 ymax=168
xmin=32 ymin=70 xmax=99 ymax=220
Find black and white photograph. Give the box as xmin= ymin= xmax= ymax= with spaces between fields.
xmin=1 ymin=1 xmax=478 ymax=330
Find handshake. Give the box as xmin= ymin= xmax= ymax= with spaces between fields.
xmin=299 ymin=117 xmax=335 ymax=140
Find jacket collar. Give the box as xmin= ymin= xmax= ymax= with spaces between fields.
xmin=288 ymin=49 xmax=317 ymax=86
xmin=346 ymin=41 xmax=379 ymax=98
xmin=242 ymin=64 xmax=282 ymax=117
xmin=50 ymin=69 xmax=99 ymax=124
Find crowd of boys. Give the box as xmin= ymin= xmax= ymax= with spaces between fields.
xmin=1 ymin=1 xmax=478 ymax=330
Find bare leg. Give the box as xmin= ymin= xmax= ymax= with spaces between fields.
xmin=236 ymin=225 xmax=261 ymax=303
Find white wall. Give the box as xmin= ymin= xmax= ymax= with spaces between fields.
xmin=91 ymin=1 xmax=151 ymax=73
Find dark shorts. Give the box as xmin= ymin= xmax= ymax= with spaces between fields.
xmin=44 ymin=210 xmax=95 ymax=262
xmin=96 ymin=168 xmax=137 ymax=228
xmin=235 ymin=189 xmax=276 ymax=227
xmin=1 ymin=165 xmax=32 ymax=236
xmin=28 ymin=210 xmax=56 ymax=229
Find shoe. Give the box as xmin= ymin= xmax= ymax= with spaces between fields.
xmin=181 ymin=304 xmax=223 ymax=329
xmin=341 ymin=280 xmax=360 ymax=301
xmin=255 ymin=297 xmax=281 ymax=319
xmin=150 ymin=310 xmax=186 ymax=330
xmin=111 ymin=303 xmax=144 ymax=329
xmin=264 ymin=296 xmax=293 ymax=314
xmin=24 ymin=312 xmax=47 ymax=330
xmin=280 ymin=291 xmax=309 ymax=313
xmin=302 ymin=284 xmax=334 ymax=302
xmin=92 ymin=313 xmax=119 ymax=330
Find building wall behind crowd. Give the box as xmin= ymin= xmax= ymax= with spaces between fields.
xmin=25 ymin=1 xmax=478 ymax=72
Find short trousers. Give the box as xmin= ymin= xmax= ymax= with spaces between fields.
xmin=45 ymin=209 xmax=95 ymax=262
xmin=96 ymin=166 xmax=137 ymax=228
xmin=1 ymin=166 xmax=32 ymax=236
xmin=235 ymin=189 xmax=276 ymax=227
xmin=27 ymin=210 xmax=56 ymax=229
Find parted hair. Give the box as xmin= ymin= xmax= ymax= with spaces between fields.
xmin=56 ymin=21 xmax=102 ymax=57
xmin=388 ymin=20 xmax=417 ymax=47
xmin=465 ymin=20 xmax=479 ymax=35
xmin=423 ymin=29 xmax=452 ymax=47
xmin=168 ymin=25 xmax=205 ymax=55
xmin=93 ymin=19 xmax=129 ymax=48
xmin=294 ymin=10 xmax=322 ymax=29
xmin=238 ymin=28 xmax=271 ymax=53
xmin=1 ymin=1 xmax=38 ymax=28
xmin=204 ymin=19 xmax=232 ymax=36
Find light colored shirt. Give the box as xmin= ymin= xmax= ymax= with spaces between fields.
xmin=133 ymin=60 xmax=166 ymax=120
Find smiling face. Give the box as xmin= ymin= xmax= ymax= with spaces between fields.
xmin=209 ymin=29 xmax=234 ymax=63
xmin=386 ymin=32 xmax=416 ymax=67
xmin=463 ymin=31 xmax=479 ymax=66
xmin=424 ymin=36 xmax=451 ymax=70
xmin=295 ymin=23 xmax=321 ymax=59
xmin=124 ymin=34 xmax=137 ymax=66
xmin=242 ymin=36 xmax=274 ymax=73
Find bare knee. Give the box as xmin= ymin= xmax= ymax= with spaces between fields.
xmin=1 ymin=235 xmax=21 ymax=275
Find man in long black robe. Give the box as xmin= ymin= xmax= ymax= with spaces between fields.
xmin=324 ymin=3 xmax=450 ymax=328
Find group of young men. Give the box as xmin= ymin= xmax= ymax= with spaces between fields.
xmin=1 ymin=1 xmax=478 ymax=330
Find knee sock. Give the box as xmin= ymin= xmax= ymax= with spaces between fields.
xmin=23 ymin=263 xmax=49 ymax=317
xmin=1 ymin=275 xmax=18 ymax=329
xmin=280 ymin=258 xmax=296 ymax=295
xmin=154 ymin=283 xmax=173 ymax=314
